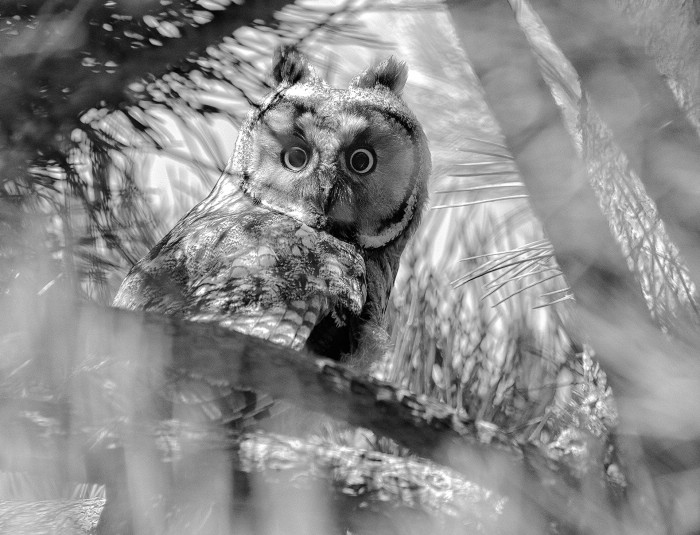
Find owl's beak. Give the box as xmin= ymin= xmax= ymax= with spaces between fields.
xmin=310 ymin=164 xmax=336 ymax=214
xmin=322 ymin=183 xmax=355 ymax=229
xmin=310 ymin=161 xmax=354 ymax=232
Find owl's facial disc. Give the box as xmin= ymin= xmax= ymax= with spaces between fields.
xmin=327 ymin=109 xmax=418 ymax=248
xmin=244 ymin=99 xmax=421 ymax=247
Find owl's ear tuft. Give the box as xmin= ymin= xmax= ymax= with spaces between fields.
xmin=351 ymin=57 xmax=408 ymax=96
xmin=272 ymin=45 xmax=314 ymax=86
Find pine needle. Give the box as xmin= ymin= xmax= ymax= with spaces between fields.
xmin=432 ymin=195 xmax=529 ymax=210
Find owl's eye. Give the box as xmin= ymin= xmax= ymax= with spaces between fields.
xmin=348 ymin=148 xmax=375 ymax=174
xmin=282 ymin=146 xmax=308 ymax=171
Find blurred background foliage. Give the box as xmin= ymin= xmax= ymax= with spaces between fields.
xmin=1 ymin=0 xmax=700 ymax=533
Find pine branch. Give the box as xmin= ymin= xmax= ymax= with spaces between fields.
xmin=0 ymin=0 xmax=291 ymax=177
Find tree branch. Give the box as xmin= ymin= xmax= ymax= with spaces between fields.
xmin=0 ymin=428 xmax=503 ymax=534
xmin=0 ymin=0 xmax=291 ymax=178
xmin=0 ymin=293 xmax=627 ymax=532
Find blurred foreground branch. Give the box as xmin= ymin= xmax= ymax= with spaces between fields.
xmin=0 ymin=0 xmax=291 ymax=168
xmin=1 ymin=294 xmax=627 ymax=533
xmin=6 ymin=295 xmax=519 ymax=468
xmin=529 ymin=0 xmax=700 ymax=293
xmin=0 ymin=428 xmax=502 ymax=534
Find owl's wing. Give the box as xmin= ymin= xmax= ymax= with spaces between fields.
xmin=113 ymin=187 xmax=366 ymax=425
xmin=114 ymin=187 xmax=366 ymax=350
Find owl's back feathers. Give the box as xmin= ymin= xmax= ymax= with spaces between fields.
xmin=114 ymin=183 xmax=366 ymax=352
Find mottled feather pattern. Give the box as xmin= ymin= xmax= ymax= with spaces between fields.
xmin=114 ymin=185 xmax=366 ymax=341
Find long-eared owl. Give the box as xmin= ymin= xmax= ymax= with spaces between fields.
xmin=114 ymin=46 xmax=431 ymax=367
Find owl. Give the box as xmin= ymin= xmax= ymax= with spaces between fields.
xmin=114 ymin=46 xmax=431 ymax=368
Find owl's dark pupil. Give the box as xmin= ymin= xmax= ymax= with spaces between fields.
xmin=283 ymin=147 xmax=307 ymax=170
xmin=352 ymin=152 xmax=369 ymax=170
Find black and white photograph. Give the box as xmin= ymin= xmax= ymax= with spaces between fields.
xmin=1 ymin=1 xmax=699 ymax=533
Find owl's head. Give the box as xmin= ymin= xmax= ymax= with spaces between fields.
xmin=226 ymin=46 xmax=431 ymax=252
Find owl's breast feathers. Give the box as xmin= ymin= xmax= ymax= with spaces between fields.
xmin=113 ymin=186 xmax=366 ymax=352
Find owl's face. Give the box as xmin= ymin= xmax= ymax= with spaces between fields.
xmin=228 ymin=48 xmax=431 ymax=251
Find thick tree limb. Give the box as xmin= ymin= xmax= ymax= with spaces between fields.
xmin=237 ymin=431 xmax=503 ymax=519
xmin=0 ymin=294 xmax=628 ymax=532
xmin=28 ymin=299 xmax=523 ymax=474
